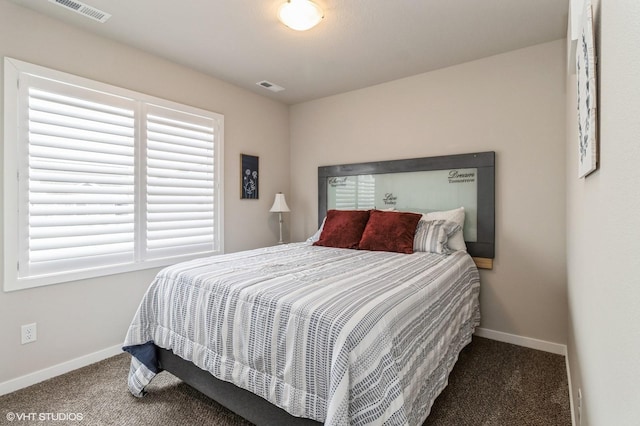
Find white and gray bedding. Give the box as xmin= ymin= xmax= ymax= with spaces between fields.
xmin=124 ymin=242 xmax=480 ymax=426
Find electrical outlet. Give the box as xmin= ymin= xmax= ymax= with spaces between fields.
xmin=578 ymin=388 xmax=583 ymax=426
xmin=21 ymin=323 xmax=37 ymax=344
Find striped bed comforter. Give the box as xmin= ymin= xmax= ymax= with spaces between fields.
xmin=123 ymin=242 xmax=480 ymax=426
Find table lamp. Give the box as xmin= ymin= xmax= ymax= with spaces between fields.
xmin=269 ymin=192 xmax=290 ymax=244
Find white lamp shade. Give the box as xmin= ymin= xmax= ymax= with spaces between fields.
xmin=278 ymin=0 xmax=324 ymax=31
xmin=270 ymin=193 xmax=290 ymax=212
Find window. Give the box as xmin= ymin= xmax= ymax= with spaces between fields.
xmin=4 ymin=58 xmax=224 ymax=291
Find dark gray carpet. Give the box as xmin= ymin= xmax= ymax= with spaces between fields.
xmin=0 ymin=337 xmax=570 ymax=425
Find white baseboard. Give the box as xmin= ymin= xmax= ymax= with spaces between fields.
xmin=0 ymin=344 xmax=123 ymax=396
xmin=474 ymin=327 xmax=567 ymax=356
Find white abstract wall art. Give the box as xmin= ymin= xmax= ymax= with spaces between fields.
xmin=576 ymin=0 xmax=598 ymax=178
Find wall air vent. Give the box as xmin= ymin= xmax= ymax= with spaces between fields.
xmin=256 ymin=80 xmax=285 ymax=93
xmin=48 ymin=0 xmax=111 ymax=23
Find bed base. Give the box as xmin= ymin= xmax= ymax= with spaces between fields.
xmin=157 ymin=348 xmax=321 ymax=426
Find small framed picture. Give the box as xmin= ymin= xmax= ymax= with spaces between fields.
xmin=240 ymin=154 xmax=259 ymax=199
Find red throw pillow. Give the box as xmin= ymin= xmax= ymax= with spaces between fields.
xmin=313 ymin=210 xmax=371 ymax=249
xmin=358 ymin=210 xmax=422 ymax=254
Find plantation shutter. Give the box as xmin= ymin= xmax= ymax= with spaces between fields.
xmin=355 ymin=175 xmax=375 ymax=209
xmin=334 ymin=177 xmax=356 ymax=209
xmin=144 ymin=104 xmax=218 ymax=259
xmin=334 ymin=175 xmax=375 ymax=210
xmin=5 ymin=58 xmax=224 ymax=290
xmin=20 ymin=75 xmax=136 ymax=278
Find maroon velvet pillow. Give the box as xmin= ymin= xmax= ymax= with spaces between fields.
xmin=358 ymin=210 xmax=422 ymax=254
xmin=313 ymin=210 xmax=371 ymax=249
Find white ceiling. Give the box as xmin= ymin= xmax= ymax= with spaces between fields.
xmin=9 ymin=0 xmax=569 ymax=105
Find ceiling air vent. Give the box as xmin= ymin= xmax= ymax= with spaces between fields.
xmin=48 ymin=0 xmax=111 ymax=23
xmin=256 ymin=80 xmax=285 ymax=93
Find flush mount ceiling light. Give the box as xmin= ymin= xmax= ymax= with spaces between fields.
xmin=278 ymin=0 xmax=324 ymax=31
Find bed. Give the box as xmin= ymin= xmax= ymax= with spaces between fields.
xmin=123 ymin=151 xmax=495 ymax=426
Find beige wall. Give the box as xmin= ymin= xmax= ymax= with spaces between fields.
xmin=290 ymin=40 xmax=568 ymax=345
xmin=566 ymin=0 xmax=640 ymax=424
xmin=0 ymin=2 xmax=289 ymax=384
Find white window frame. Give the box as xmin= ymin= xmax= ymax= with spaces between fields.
xmin=4 ymin=57 xmax=224 ymax=292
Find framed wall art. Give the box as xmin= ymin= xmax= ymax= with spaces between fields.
xmin=240 ymin=154 xmax=259 ymax=199
xmin=576 ymin=0 xmax=598 ymax=178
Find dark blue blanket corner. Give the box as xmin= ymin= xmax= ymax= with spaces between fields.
xmin=123 ymin=340 xmax=161 ymax=374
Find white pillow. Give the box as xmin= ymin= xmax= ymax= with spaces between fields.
xmin=306 ymin=217 xmax=326 ymax=243
xmin=420 ymin=207 xmax=467 ymax=251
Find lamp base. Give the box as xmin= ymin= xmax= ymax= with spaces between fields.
xmin=277 ymin=212 xmax=285 ymax=244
